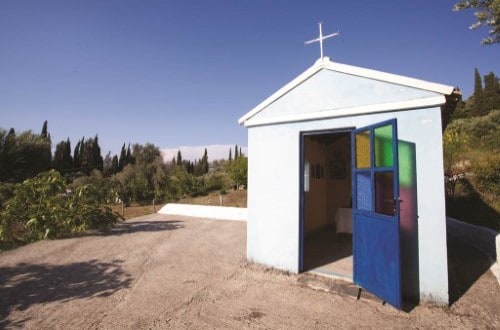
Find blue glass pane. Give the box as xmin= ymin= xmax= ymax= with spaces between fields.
xmin=356 ymin=172 xmax=372 ymax=211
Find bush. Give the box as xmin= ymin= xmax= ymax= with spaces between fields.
xmin=70 ymin=170 xmax=113 ymax=204
xmin=0 ymin=182 xmax=15 ymax=209
xmin=204 ymin=173 xmax=226 ymax=192
xmin=228 ymin=157 xmax=248 ymax=189
xmin=168 ymin=167 xmax=207 ymax=198
xmin=0 ymin=170 xmax=121 ymax=250
xmin=471 ymin=155 xmax=500 ymax=198
xmin=446 ymin=110 xmax=500 ymax=151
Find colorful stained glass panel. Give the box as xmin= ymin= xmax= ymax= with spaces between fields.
xmin=355 ymin=130 xmax=370 ymax=168
xmin=374 ymin=124 xmax=393 ymax=168
xmin=375 ymin=171 xmax=395 ymax=216
xmin=356 ymin=172 xmax=372 ymax=211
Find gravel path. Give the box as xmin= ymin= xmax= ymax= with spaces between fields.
xmin=1 ymin=213 xmax=498 ymax=329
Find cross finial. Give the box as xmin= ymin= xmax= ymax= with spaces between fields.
xmin=305 ymin=22 xmax=339 ymax=59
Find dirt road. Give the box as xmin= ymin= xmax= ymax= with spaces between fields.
xmin=1 ymin=214 xmax=498 ymax=329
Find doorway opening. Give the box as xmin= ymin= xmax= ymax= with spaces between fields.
xmin=300 ymin=130 xmax=353 ymax=279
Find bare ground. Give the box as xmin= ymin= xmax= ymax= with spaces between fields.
xmin=0 ymin=214 xmax=498 ymax=329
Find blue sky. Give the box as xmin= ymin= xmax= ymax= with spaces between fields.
xmin=0 ymin=1 xmax=498 ymax=159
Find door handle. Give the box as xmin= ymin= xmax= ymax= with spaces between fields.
xmin=393 ymin=198 xmax=403 ymax=214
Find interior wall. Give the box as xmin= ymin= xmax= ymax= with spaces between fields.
xmin=304 ymin=133 xmax=352 ymax=235
xmin=304 ymin=138 xmax=327 ymax=234
xmin=326 ymin=134 xmax=352 ymax=225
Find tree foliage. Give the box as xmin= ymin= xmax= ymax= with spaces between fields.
xmin=0 ymin=170 xmax=120 ymax=250
xmin=228 ymin=156 xmax=248 ymax=189
xmin=0 ymin=126 xmax=52 ymax=182
xmin=111 ymin=143 xmax=166 ymax=204
xmin=0 ymin=119 xmax=250 ymax=248
xmin=454 ymin=0 xmax=500 ymax=45
xmin=41 ymin=120 xmax=48 ymax=138
xmin=118 ymin=143 xmax=134 ymax=171
xmin=452 ymin=69 xmax=500 ymax=118
xmin=53 ymin=138 xmax=73 ymax=173
xmin=72 ymin=136 xmax=104 ymax=175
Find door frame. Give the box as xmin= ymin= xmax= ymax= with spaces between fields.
xmin=299 ymin=127 xmax=355 ymax=272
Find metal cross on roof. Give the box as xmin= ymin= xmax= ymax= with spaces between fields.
xmin=305 ymin=22 xmax=339 ymax=59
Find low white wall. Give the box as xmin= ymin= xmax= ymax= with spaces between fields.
xmin=158 ymin=203 xmax=247 ymax=221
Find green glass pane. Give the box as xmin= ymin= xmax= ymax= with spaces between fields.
xmin=374 ymin=125 xmax=393 ymax=168
xmin=355 ymin=130 xmax=370 ymax=168
xmin=398 ymin=141 xmax=415 ymax=188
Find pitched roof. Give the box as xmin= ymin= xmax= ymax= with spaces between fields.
xmin=239 ymin=57 xmax=457 ymax=127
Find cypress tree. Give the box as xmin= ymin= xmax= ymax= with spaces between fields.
xmin=234 ymin=144 xmax=239 ymax=160
xmin=53 ymin=138 xmax=73 ymax=172
xmin=41 ymin=120 xmax=48 ymax=138
xmin=118 ymin=143 xmax=126 ymax=170
xmin=92 ymin=135 xmax=103 ymax=171
xmin=38 ymin=120 xmax=52 ymax=171
xmin=473 ymin=68 xmax=484 ymax=116
xmin=73 ymin=139 xmax=82 ymax=171
xmin=126 ymin=143 xmax=134 ymax=165
xmin=78 ymin=137 xmax=85 ymax=171
xmin=176 ymin=150 xmax=182 ymax=166
xmin=64 ymin=138 xmax=73 ymax=170
xmin=474 ymin=68 xmax=483 ymax=95
xmin=202 ymin=148 xmax=209 ymax=174
xmin=53 ymin=142 xmax=63 ymax=171
xmin=483 ymin=72 xmax=500 ymax=114
xmin=228 ymin=148 xmax=232 ymax=162
xmin=111 ymin=155 xmax=119 ymax=175
xmin=81 ymin=137 xmax=92 ymax=174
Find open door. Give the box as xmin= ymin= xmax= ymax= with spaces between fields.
xmin=351 ymin=119 xmax=402 ymax=309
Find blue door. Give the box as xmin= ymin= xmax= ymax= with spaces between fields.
xmin=351 ymin=119 xmax=402 ymax=309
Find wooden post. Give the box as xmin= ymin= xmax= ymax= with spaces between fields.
xmin=219 ymin=195 xmax=223 ymax=206
xmin=153 ymin=198 xmax=156 ymax=213
xmin=121 ymin=200 xmax=125 ymax=217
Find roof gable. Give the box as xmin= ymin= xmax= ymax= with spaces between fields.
xmin=239 ymin=57 xmax=455 ymax=127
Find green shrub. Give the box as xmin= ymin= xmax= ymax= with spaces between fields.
xmin=471 ymin=155 xmax=500 ymax=198
xmin=0 ymin=182 xmax=15 ymax=209
xmin=446 ymin=110 xmax=500 ymax=151
xmin=0 ymin=170 xmax=121 ymax=250
xmin=204 ymin=173 xmax=226 ymax=192
xmin=228 ymin=157 xmax=248 ymax=189
xmin=70 ymin=170 xmax=113 ymax=204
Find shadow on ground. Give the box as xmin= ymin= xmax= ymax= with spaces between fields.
xmin=447 ymin=230 xmax=495 ymax=305
xmin=303 ymin=230 xmax=352 ymax=271
xmin=103 ymin=220 xmax=184 ymax=236
xmin=0 ymin=259 xmax=132 ymax=328
xmin=446 ymin=179 xmax=499 ymax=232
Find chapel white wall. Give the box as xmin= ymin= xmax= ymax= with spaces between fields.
xmin=246 ymin=106 xmax=448 ymax=304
